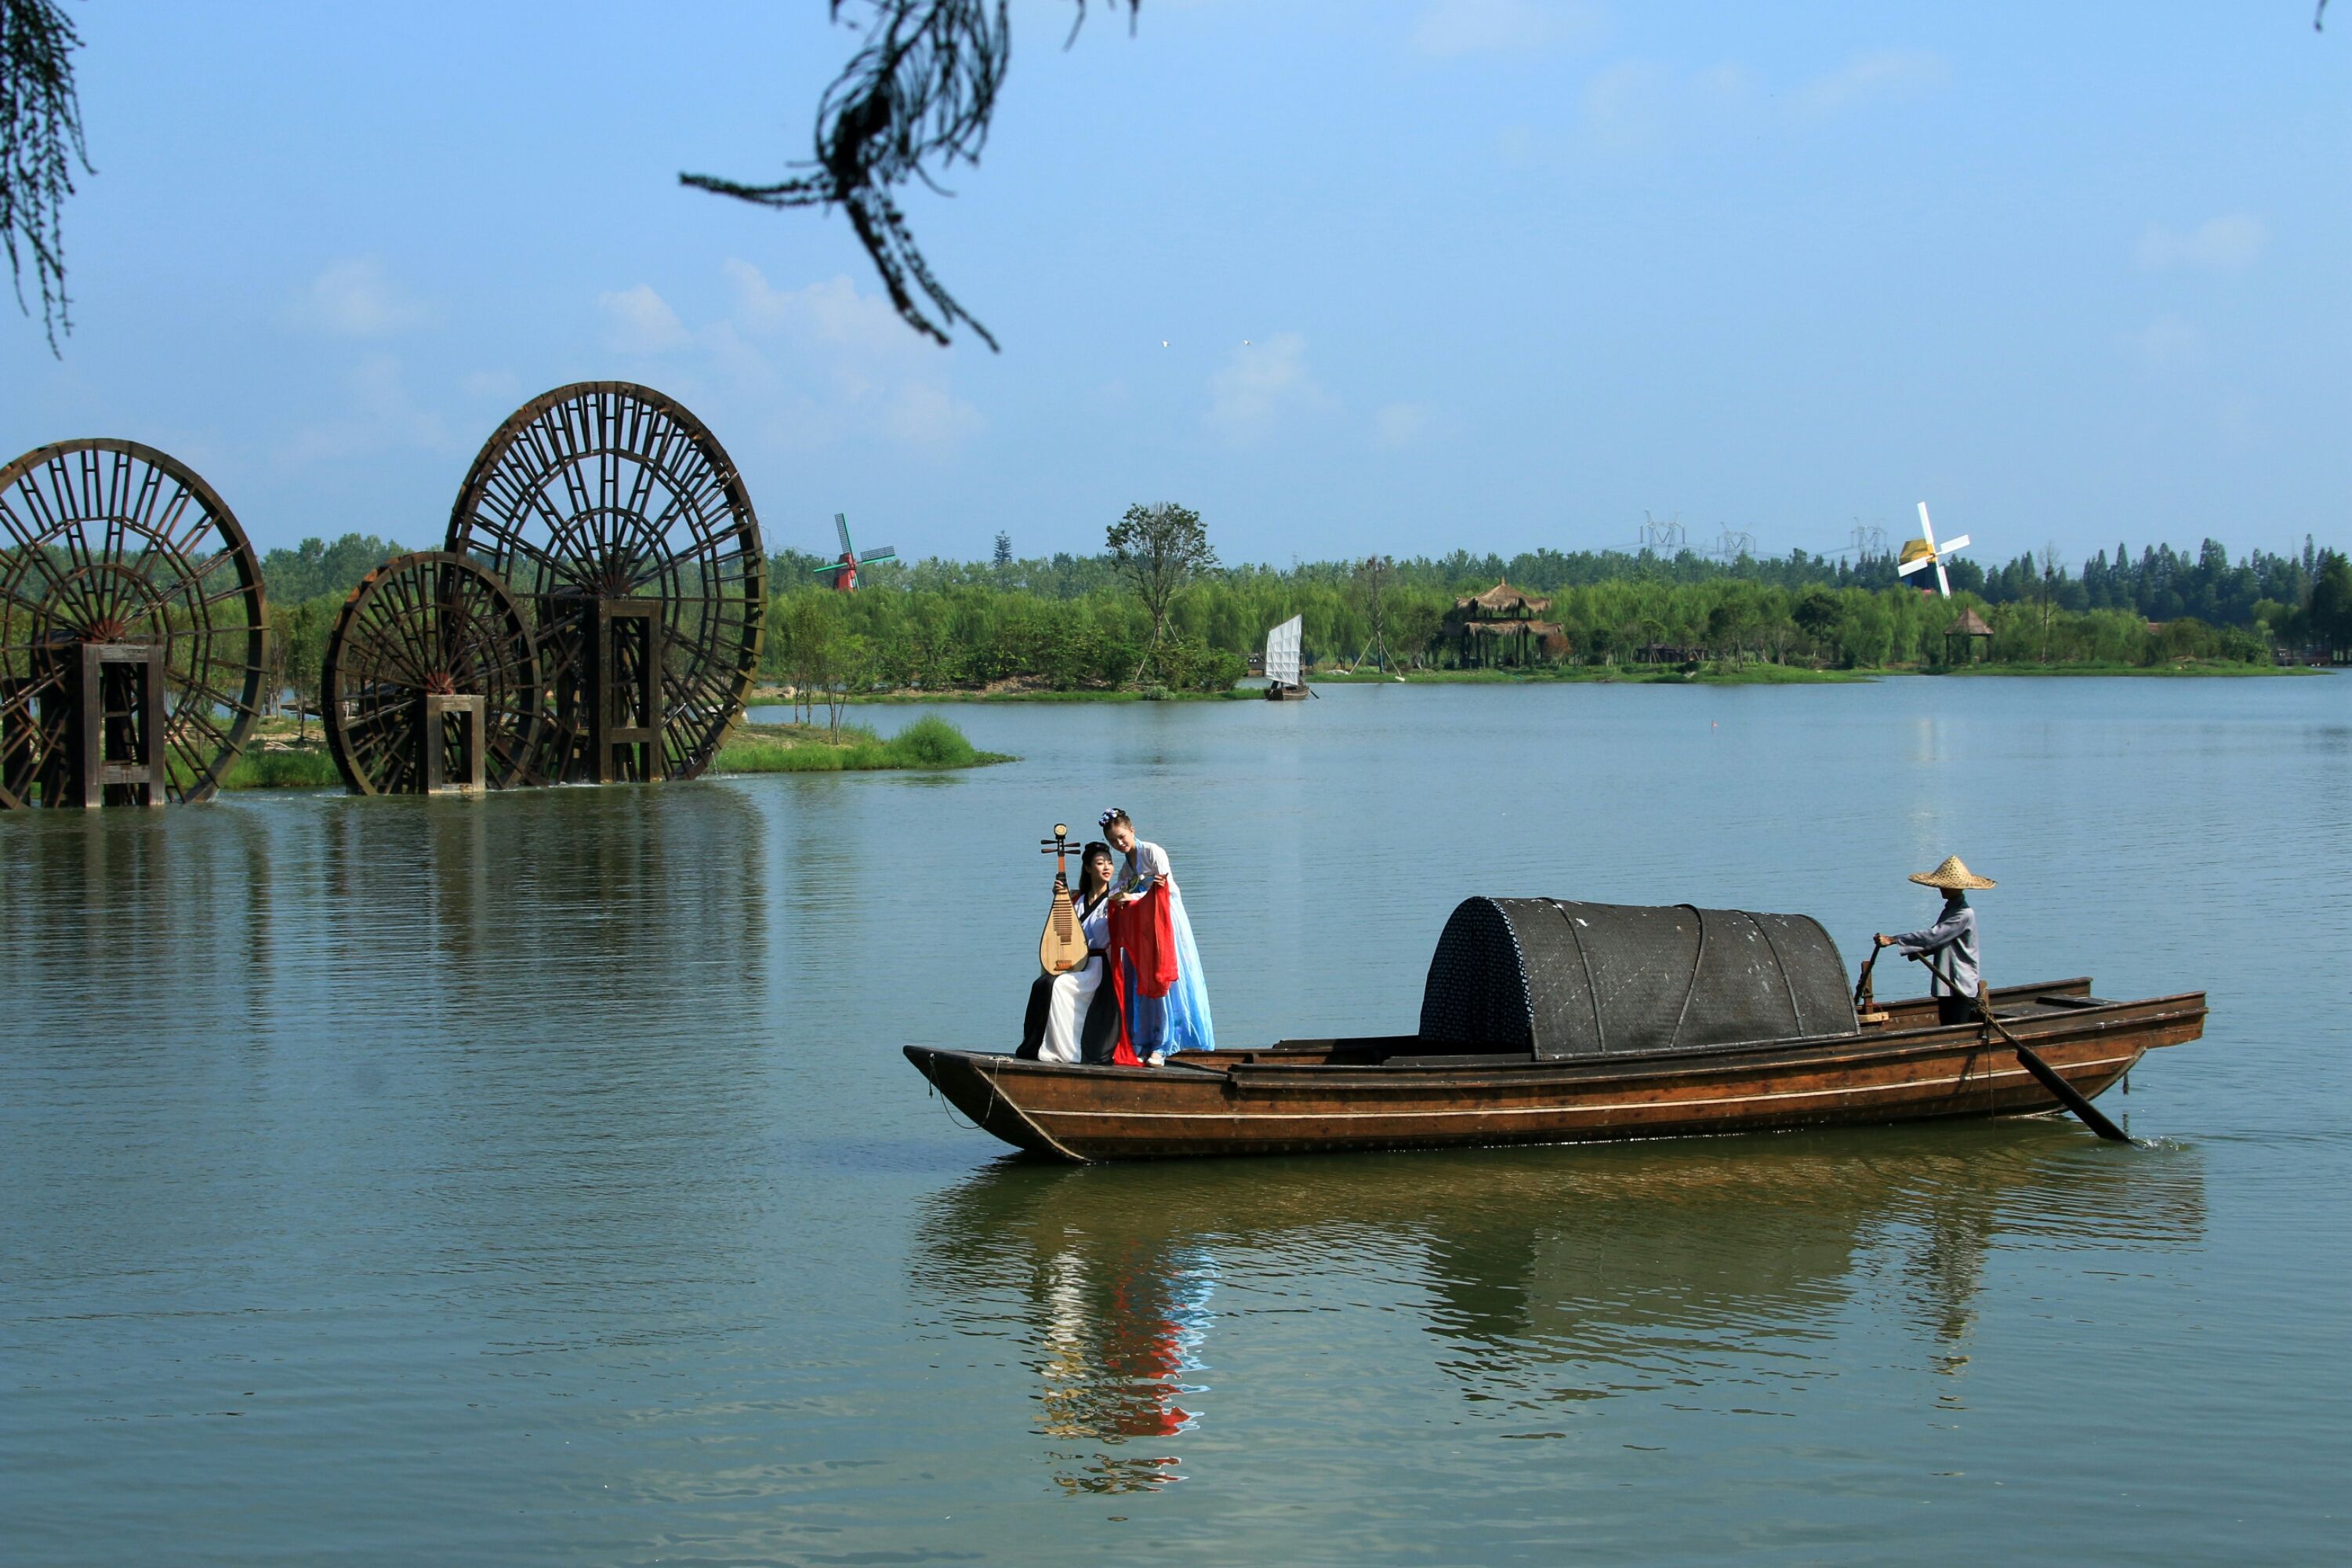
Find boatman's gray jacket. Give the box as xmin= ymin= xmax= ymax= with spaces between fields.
xmin=1889 ymin=901 xmax=1980 ymax=1000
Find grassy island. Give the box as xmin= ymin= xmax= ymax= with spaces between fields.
xmin=713 ymin=714 xmax=1011 ymax=773
xmin=216 ymin=713 xmax=1007 ymax=789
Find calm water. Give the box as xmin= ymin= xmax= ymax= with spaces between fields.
xmin=4 ymin=676 xmax=2346 ymax=1565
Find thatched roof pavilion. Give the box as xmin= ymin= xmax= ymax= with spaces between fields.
xmin=1452 ymin=580 xmax=1553 ymax=618
xmin=1441 ymin=581 xmax=1565 ymax=667
xmin=1944 ymin=606 xmax=1993 ymax=665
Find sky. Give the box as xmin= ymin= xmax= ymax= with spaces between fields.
xmin=3 ymin=2 xmax=2347 ymax=568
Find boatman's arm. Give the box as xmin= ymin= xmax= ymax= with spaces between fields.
xmin=1877 ymin=914 xmax=1962 ymax=956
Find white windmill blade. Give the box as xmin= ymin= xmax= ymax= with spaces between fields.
xmin=835 ymin=511 xmax=855 ymax=557
xmin=1916 ymin=501 xmax=1937 ymax=550
xmin=1940 ymin=534 xmax=1969 ymax=554
xmin=1935 ymin=561 xmax=1953 ymax=597
xmin=1897 ymin=555 xmax=1933 ymax=577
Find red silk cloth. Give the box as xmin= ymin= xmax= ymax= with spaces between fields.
xmin=1105 ymin=884 xmax=1178 ymax=1066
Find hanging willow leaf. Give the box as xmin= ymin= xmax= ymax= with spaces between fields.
xmin=0 ymin=0 xmax=91 ymax=354
xmin=682 ymin=1 xmax=1136 ymax=352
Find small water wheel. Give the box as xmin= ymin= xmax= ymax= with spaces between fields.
xmin=0 ymin=439 xmax=268 ymax=807
xmin=445 ymin=382 xmax=765 ymax=784
xmin=322 ymin=552 xmax=543 ymax=795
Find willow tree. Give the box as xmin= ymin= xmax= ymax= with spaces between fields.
xmin=1108 ymin=502 xmax=1214 ymax=684
xmin=1 ymin=0 xmax=88 ymax=351
xmin=681 ymin=1 xmax=1136 ymax=351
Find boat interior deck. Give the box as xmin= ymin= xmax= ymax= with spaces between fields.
xmin=1163 ymin=978 xmax=2112 ymax=1073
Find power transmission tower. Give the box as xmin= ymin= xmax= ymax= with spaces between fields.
xmin=1639 ymin=511 xmax=1686 ymax=554
xmin=1848 ymin=521 xmax=1887 ymax=559
xmin=1354 ymin=554 xmax=1397 ymax=672
xmin=1708 ymin=525 xmax=1755 ymax=561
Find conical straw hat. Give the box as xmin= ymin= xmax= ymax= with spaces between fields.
xmin=1910 ymin=855 xmax=1994 ymax=891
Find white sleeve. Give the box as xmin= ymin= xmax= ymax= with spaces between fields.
xmin=1138 ymin=841 xmax=1171 ymax=882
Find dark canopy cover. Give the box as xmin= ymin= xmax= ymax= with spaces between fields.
xmin=1419 ymin=898 xmax=1858 ymax=1058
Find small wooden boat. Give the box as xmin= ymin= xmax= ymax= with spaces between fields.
xmin=906 ymin=897 xmax=2205 ymax=1163
xmin=1263 ymin=612 xmax=1311 ymax=699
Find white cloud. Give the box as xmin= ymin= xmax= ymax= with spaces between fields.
xmin=285 ymin=258 xmax=434 ymax=338
xmin=1205 ymin=332 xmax=1330 ymax=443
xmin=1411 ymin=0 xmax=1602 ymax=60
xmin=1374 ymin=402 xmax=1439 ymax=448
xmin=886 ymin=379 xmax=985 ymax=447
xmin=461 ymin=368 xmax=521 ymax=402
xmin=597 ymin=284 xmax=691 ymax=353
xmin=1795 ymin=49 xmax=1949 ymax=115
xmin=2122 ymin=314 xmax=2205 ymax=368
xmin=1581 ymin=60 xmax=1752 ymax=150
xmin=1574 ymin=47 xmax=1940 ymax=154
xmin=601 ymin=262 xmax=982 ymax=453
xmin=277 ymin=354 xmax=452 ymax=466
xmin=2136 ymin=214 xmax=2267 ymax=273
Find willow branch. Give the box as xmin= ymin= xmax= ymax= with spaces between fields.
xmin=681 ymin=1 xmax=1136 ymax=352
xmin=0 ymin=0 xmax=90 ymax=354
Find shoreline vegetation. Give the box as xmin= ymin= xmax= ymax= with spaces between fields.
xmin=249 ymin=532 xmax=2349 ymax=722
xmin=219 ymin=713 xmax=1009 ymax=790
xmin=753 ymin=656 xmax=2317 ymax=708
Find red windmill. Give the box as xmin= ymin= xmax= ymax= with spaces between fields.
xmin=813 ymin=512 xmax=897 ymax=592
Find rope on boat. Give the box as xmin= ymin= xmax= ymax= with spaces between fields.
xmin=931 ymin=1077 xmax=983 ymax=1134
xmin=977 ymin=1056 xmax=1090 ymax=1163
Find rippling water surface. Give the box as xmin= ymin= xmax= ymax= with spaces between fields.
xmin=4 ymin=677 xmax=2346 ymax=1564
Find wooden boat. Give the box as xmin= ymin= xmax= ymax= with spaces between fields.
xmin=1263 ymin=612 xmax=1311 ymax=699
xmin=906 ymin=897 xmax=2206 ymax=1163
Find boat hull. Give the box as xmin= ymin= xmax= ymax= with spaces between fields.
xmin=904 ymin=982 xmax=2205 ymax=1162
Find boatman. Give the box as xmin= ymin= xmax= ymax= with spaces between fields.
xmin=1875 ymin=855 xmax=1994 ymax=1026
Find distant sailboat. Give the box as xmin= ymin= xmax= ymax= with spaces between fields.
xmin=1265 ymin=614 xmax=1311 ymax=700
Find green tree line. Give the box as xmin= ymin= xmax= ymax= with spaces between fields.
xmin=246 ymin=528 xmax=2352 ymax=699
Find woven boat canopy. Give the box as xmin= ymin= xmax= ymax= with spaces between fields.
xmin=1418 ymin=898 xmax=1859 ymax=1058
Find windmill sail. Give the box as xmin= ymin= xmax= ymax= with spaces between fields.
xmin=1265 ymin=615 xmax=1304 ymax=688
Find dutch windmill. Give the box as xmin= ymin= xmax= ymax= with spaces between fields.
xmin=1897 ymin=502 xmax=1973 ymax=597
xmin=815 ymin=512 xmax=897 ymax=592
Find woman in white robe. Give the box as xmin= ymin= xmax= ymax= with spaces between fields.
xmin=1101 ymin=810 xmax=1215 ymax=1063
xmin=1019 ymin=843 xmax=1120 ymax=1063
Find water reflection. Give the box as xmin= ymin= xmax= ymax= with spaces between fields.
xmin=915 ymin=1127 xmax=2205 ymax=1483
xmin=1 ymin=805 xmax=280 ymax=1044
xmin=300 ymin=783 xmax=771 ymax=1034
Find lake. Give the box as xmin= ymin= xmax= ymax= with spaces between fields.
xmin=4 ymin=675 xmax=2346 ymax=1565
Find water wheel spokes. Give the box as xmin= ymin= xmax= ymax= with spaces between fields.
xmin=322 ymin=551 xmax=543 ymax=795
xmin=445 ymin=383 xmax=765 ymax=783
xmin=0 ymin=440 xmax=269 ymax=805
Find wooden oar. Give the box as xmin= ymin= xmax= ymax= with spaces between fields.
xmin=1976 ymin=982 xmax=2132 ymax=1143
xmin=1853 ymin=947 xmax=1889 ymax=1023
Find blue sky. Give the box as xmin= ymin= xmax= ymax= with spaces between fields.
xmin=4 ymin=2 xmax=2346 ymax=567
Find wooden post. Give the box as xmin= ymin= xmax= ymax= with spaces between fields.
xmin=586 ymin=598 xmax=665 ymax=783
xmin=65 ymin=644 xmax=167 ymax=808
xmin=419 ymin=693 xmax=488 ymax=793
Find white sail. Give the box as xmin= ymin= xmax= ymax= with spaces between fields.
xmin=1265 ymin=615 xmax=1304 ymax=688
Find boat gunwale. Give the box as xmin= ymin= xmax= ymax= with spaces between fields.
xmin=904 ymin=985 xmax=2206 ymax=1092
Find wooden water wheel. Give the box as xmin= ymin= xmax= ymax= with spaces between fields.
xmin=444 ymin=383 xmax=765 ymax=783
xmin=0 ymin=439 xmax=268 ymax=806
xmin=321 ymin=551 xmax=543 ymax=795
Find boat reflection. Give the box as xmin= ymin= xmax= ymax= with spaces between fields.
xmin=913 ymin=1125 xmax=2205 ymax=1486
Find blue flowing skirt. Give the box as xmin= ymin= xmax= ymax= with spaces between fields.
xmin=1123 ymin=883 xmax=1215 ymax=1055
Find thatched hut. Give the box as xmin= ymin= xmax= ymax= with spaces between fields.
xmin=1943 ymin=606 xmax=1992 ymax=666
xmin=1440 ymin=581 xmax=1566 ymax=668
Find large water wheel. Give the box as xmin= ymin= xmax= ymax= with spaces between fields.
xmin=0 ymin=440 xmax=268 ymax=807
xmin=322 ymin=551 xmax=543 ymax=795
xmin=445 ymin=383 xmax=765 ymax=784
